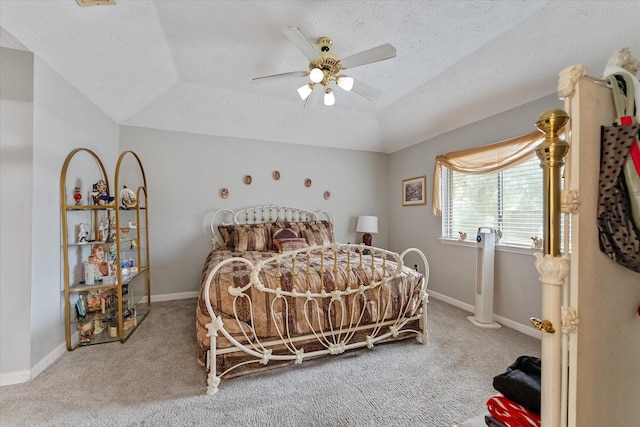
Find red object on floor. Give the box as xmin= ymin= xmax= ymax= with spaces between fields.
xmin=486 ymin=394 xmax=540 ymax=427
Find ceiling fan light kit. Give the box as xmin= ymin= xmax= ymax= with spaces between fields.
xmin=324 ymin=88 xmax=335 ymax=106
xmin=297 ymin=84 xmax=313 ymax=101
xmin=337 ymin=76 xmax=354 ymax=91
xmin=309 ymin=68 xmax=325 ymax=83
xmin=253 ymin=27 xmax=396 ymax=107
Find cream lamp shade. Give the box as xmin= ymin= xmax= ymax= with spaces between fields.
xmin=356 ymin=216 xmax=379 ymax=234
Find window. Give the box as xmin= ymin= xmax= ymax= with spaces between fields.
xmin=443 ymin=155 xmax=544 ymax=246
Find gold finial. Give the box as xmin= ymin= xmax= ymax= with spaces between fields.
xmin=535 ymin=109 xmax=570 ymax=169
xmin=536 ymin=109 xmax=569 ymax=139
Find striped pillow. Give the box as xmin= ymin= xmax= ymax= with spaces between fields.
xmin=219 ymin=223 xmax=277 ymax=251
xmin=233 ymin=226 xmax=269 ymax=252
xmin=302 ymin=220 xmax=335 ymax=246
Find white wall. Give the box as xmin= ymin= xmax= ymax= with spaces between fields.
xmin=30 ymin=56 xmax=119 ymax=372
xmin=0 ymin=47 xmax=33 ymax=384
xmin=388 ymin=94 xmax=562 ymax=329
xmin=0 ymin=48 xmax=118 ymax=385
xmin=119 ymin=126 xmax=389 ymax=298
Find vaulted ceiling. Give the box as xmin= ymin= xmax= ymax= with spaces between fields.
xmin=1 ymin=1 xmax=638 ymax=153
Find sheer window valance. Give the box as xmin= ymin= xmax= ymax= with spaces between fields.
xmin=432 ymin=130 xmax=547 ymax=216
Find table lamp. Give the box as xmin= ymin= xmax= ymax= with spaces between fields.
xmin=356 ymin=215 xmax=378 ymax=247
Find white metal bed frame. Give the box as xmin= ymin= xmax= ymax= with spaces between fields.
xmin=202 ymin=206 xmax=430 ymax=394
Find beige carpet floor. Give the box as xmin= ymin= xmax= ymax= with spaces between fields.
xmin=0 ymin=297 xmax=540 ymax=427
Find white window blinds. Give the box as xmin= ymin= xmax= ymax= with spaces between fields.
xmin=444 ymin=155 xmax=544 ymax=246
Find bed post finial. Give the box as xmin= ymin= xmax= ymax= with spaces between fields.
xmin=605 ymin=47 xmax=639 ymax=75
xmin=557 ymin=64 xmax=586 ymax=98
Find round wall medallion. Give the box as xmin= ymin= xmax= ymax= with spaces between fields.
xmin=273 ymin=170 xmax=280 ymax=180
xmin=220 ymin=188 xmax=229 ymax=199
xmin=323 ymin=190 xmax=331 ymax=200
xmin=244 ymin=175 xmax=252 ymax=185
xmin=304 ymin=178 xmax=312 ymax=187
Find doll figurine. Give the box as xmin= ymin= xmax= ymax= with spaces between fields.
xmin=88 ymin=244 xmax=109 ymax=277
xmin=78 ymin=223 xmax=89 ymax=244
xmin=95 ymin=180 xmax=108 ymax=205
xmin=73 ymin=186 xmax=82 ymax=205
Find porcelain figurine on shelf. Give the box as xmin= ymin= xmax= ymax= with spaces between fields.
xmin=78 ymin=321 xmax=94 ymax=343
xmin=95 ymin=179 xmax=109 ymax=205
xmin=76 ymin=295 xmax=86 ymax=318
xmin=458 ymin=231 xmax=467 ymax=241
xmin=91 ymin=183 xmax=100 ymax=205
xmin=86 ymin=289 xmax=108 ymax=313
xmin=73 ymin=186 xmax=82 ymax=205
xmin=88 ymin=244 xmax=109 ymax=277
xmin=93 ymin=319 xmax=105 ymax=334
xmin=77 ymin=223 xmax=89 ymax=244
xmin=98 ymin=221 xmax=106 ymax=242
xmin=104 ymin=214 xmax=115 ymax=244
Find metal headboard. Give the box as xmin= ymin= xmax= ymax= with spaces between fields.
xmin=209 ymin=205 xmax=334 ymax=248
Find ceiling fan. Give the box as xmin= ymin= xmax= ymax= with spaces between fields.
xmin=252 ymin=27 xmax=396 ymax=107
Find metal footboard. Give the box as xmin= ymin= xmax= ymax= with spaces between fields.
xmin=203 ymin=243 xmax=429 ymax=394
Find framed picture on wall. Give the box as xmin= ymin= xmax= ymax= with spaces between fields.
xmin=402 ymin=176 xmax=426 ymax=206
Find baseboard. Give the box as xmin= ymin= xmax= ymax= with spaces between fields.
xmin=31 ymin=341 xmax=67 ymax=379
xmin=1 ymin=338 xmax=67 ymax=387
xmin=151 ymin=291 xmax=198 ymax=302
xmin=427 ymin=290 xmax=541 ymax=339
xmin=0 ymin=369 xmax=30 ymax=387
xmin=1 ymin=292 xmax=198 ymax=387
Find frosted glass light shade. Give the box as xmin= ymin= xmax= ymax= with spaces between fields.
xmin=356 ymin=216 xmax=378 ymax=234
xmin=297 ymin=84 xmax=313 ymax=100
xmin=337 ymin=76 xmax=354 ymax=91
xmin=309 ymin=68 xmax=324 ymax=83
xmin=324 ymin=88 xmax=335 ymax=106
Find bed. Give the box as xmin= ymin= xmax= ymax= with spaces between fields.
xmin=196 ymin=205 xmax=430 ymax=394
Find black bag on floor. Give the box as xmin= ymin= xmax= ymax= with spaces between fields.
xmin=492 ymin=355 xmax=541 ymax=415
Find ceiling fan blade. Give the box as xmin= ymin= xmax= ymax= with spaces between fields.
xmin=282 ymin=26 xmax=320 ymax=61
xmin=350 ymin=80 xmax=381 ymax=101
xmin=252 ymin=70 xmax=307 ymax=83
xmin=340 ymin=44 xmax=396 ymax=69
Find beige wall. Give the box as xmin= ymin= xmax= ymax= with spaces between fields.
xmin=119 ymin=126 xmax=389 ymax=297
xmin=388 ymin=94 xmax=562 ymax=329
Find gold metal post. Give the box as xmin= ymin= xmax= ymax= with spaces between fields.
xmin=535 ymin=109 xmax=570 ymax=256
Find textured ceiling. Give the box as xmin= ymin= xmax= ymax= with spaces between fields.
xmin=1 ymin=1 xmax=639 ymax=153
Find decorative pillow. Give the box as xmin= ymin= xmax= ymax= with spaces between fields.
xmin=219 ymin=223 xmax=276 ymax=251
xmin=233 ymin=226 xmax=269 ymax=252
xmin=217 ymin=224 xmax=237 ymax=249
xmin=273 ymin=237 xmax=309 ymax=253
xmin=301 ymin=220 xmax=335 ymax=246
xmin=274 ymin=219 xmax=309 ymax=237
xmin=273 ymin=228 xmax=298 ymax=240
xmin=302 ymin=229 xmax=328 ymax=246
